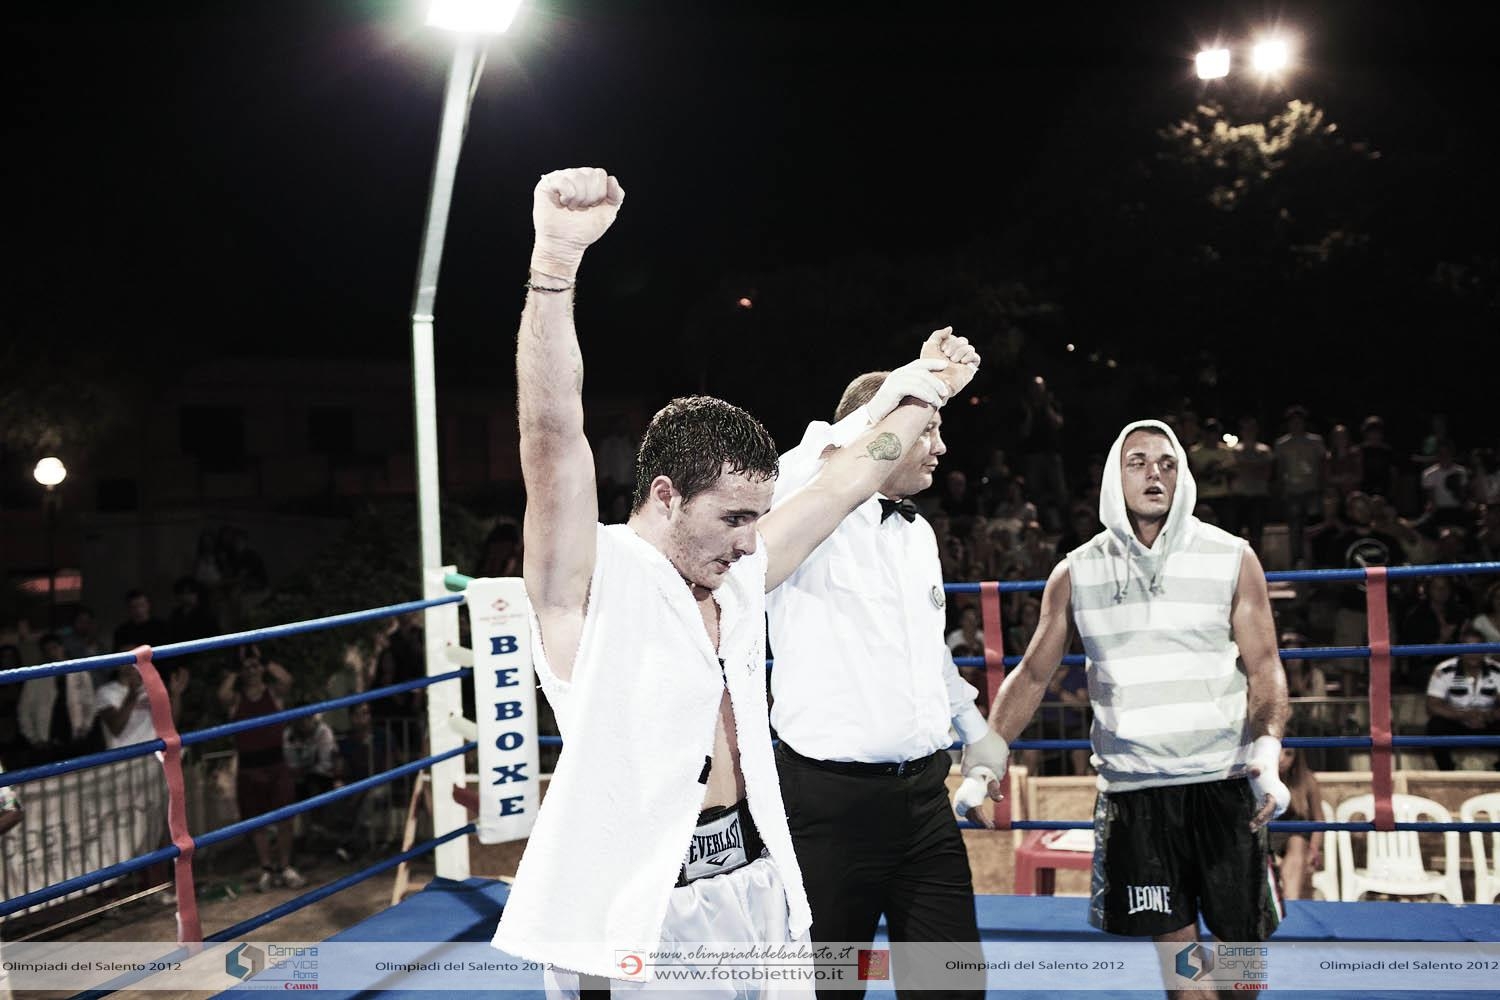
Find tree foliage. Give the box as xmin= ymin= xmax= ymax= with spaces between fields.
xmin=1153 ymin=99 xmax=1382 ymax=275
xmin=0 ymin=340 xmax=133 ymax=459
xmin=238 ymin=498 xmax=487 ymax=708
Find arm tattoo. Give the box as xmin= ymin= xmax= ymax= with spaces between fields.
xmin=865 ymin=432 xmax=902 ymax=462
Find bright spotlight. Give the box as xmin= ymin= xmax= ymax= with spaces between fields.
xmin=427 ymin=0 xmax=524 ymax=34
xmin=1251 ymin=38 xmax=1291 ymax=74
xmin=1195 ymin=48 xmax=1231 ymax=80
xmin=1222 ymin=434 xmax=1240 ymax=448
xmin=34 ymin=457 xmax=67 ymax=488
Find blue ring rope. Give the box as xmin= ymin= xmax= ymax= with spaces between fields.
xmin=0 ymin=669 xmax=473 ymax=790
xmin=1 ymin=593 xmax=466 ymax=685
xmin=16 ymin=561 xmax=1494 ymax=687
xmin=192 ymin=742 xmax=474 ymax=852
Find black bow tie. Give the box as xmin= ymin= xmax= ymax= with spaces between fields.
xmin=879 ymin=497 xmax=918 ymax=523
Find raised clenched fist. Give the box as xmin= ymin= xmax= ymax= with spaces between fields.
xmin=530 ymin=167 xmax=626 ymax=282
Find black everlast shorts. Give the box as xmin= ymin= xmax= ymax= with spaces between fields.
xmin=676 ymin=800 xmax=765 ymax=887
xmin=1089 ymin=777 xmax=1283 ymax=940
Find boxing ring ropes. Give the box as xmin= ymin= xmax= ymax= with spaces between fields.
xmin=951 ymin=560 xmax=1500 ymax=839
xmin=3 ymin=560 xmax=1500 ymax=996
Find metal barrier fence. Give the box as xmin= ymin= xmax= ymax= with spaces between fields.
xmin=0 ymin=718 xmax=429 ymax=929
xmin=0 ymin=756 xmax=163 ymax=919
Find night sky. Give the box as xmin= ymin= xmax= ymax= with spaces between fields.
xmin=7 ymin=1 xmax=1498 ymax=453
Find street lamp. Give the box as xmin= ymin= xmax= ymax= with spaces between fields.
xmin=33 ymin=457 xmax=67 ymax=628
xmin=412 ymin=0 xmax=523 ymax=883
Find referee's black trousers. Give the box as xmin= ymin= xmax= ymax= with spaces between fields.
xmin=776 ymin=744 xmax=984 ymax=1000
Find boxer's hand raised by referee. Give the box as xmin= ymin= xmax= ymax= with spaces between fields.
xmin=920 ymin=326 xmax=981 ymax=368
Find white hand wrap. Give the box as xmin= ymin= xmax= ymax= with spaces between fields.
xmin=952 ymin=730 xmax=1009 ymax=822
xmin=529 ymin=246 xmax=583 ymax=284
xmin=1247 ymin=735 xmax=1290 ymax=819
xmin=866 ymin=359 xmax=950 ymax=422
xmin=953 ymin=767 xmax=997 ymax=821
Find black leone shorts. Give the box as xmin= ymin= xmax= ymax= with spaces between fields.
xmin=1089 ymin=776 xmax=1284 ymax=941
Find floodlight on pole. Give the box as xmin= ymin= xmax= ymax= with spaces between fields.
xmin=427 ymin=0 xmax=523 ymax=34
xmin=1251 ymin=38 xmax=1291 ymax=75
xmin=410 ymin=0 xmax=522 ymax=883
xmin=1195 ymin=48 xmax=1231 ymax=81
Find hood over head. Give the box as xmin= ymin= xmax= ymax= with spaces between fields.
xmin=1096 ymin=419 xmax=1200 ymax=600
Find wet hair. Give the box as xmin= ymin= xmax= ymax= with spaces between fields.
xmin=1122 ymin=424 xmax=1172 ymax=447
xmin=834 ymin=372 xmax=889 ymax=422
xmin=632 ymin=395 xmax=779 ymax=510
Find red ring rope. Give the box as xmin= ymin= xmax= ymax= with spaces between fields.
xmin=979 ymin=581 xmax=1010 ymax=830
xmin=1362 ymin=569 xmax=1395 ymax=832
xmin=133 ymin=646 xmax=204 ymax=943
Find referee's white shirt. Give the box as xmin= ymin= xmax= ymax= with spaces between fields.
xmin=767 ymin=412 xmax=989 ymax=764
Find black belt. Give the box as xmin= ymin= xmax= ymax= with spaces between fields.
xmin=777 ymin=741 xmax=937 ymax=777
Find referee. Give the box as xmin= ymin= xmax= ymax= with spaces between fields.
xmin=767 ymin=341 xmax=996 ymax=999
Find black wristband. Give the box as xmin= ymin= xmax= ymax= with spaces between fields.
xmin=525 ymin=279 xmax=574 ymax=293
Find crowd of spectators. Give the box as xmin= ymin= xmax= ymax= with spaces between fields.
xmin=0 ymin=525 xmax=274 ymax=769
xmin=0 ymin=521 xmax=416 ymax=900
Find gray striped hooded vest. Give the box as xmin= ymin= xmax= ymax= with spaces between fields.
xmin=1068 ymin=419 xmax=1253 ymax=791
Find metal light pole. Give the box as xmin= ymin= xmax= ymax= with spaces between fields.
xmin=411 ymin=0 xmax=523 ymax=881
xmin=34 ymin=457 xmax=67 ymax=629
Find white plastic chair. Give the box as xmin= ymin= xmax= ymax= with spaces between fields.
xmin=1309 ymin=800 xmax=1340 ymax=902
xmin=1460 ymin=792 xmax=1500 ymax=905
xmin=1334 ymin=794 xmax=1463 ymax=905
